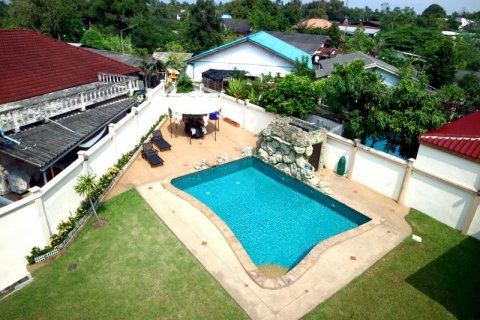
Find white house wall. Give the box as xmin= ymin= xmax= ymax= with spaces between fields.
xmin=186 ymin=42 xmax=295 ymax=81
xmin=415 ymin=145 xmax=480 ymax=189
xmin=373 ymin=68 xmax=400 ymax=86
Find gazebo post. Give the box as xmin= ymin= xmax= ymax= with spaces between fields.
xmin=168 ymin=108 xmax=173 ymax=138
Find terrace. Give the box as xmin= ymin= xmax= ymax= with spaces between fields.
xmin=0 ymin=103 xmax=479 ymax=319
xmin=104 ymin=119 xmax=410 ymax=318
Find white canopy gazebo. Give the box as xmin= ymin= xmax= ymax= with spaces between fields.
xmin=168 ymin=94 xmax=222 ymax=143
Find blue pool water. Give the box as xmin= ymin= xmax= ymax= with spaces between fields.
xmin=172 ymin=158 xmax=370 ymax=269
xmin=364 ymin=136 xmax=404 ymax=159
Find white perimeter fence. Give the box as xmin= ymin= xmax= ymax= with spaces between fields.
xmin=1 ymin=88 xmax=479 ymax=292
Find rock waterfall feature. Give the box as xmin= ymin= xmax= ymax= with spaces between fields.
xmin=255 ymin=118 xmax=331 ymax=194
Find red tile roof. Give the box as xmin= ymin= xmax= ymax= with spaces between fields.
xmin=0 ymin=29 xmax=139 ymax=105
xmin=419 ymin=110 xmax=480 ymax=162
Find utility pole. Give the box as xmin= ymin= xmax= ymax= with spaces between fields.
xmin=120 ymin=25 xmax=137 ymax=54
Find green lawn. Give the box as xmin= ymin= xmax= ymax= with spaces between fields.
xmin=0 ymin=189 xmax=247 ymax=320
xmin=1 ymin=192 xmax=479 ymax=320
xmin=304 ymin=209 xmax=480 ymax=320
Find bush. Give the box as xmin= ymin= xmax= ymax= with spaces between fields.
xmin=176 ymin=74 xmax=194 ymax=93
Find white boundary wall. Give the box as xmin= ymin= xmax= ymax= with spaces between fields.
xmin=324 ymin=132 xmax=480 ymax=240
xmin=0 ymin=84 xmax=167 ymax=291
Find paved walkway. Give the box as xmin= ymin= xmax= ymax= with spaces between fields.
xmin=137 ymin=180 xmax=409 ymax=319
xmin=108 ymin=119 xmax=411 ymax=319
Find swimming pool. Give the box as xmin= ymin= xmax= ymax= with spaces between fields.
xmin=172 ymin=157 xmax=371 ymax=271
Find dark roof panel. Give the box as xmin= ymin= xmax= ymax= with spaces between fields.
xmin=0 ymin=98 xmax=135 ymax=169
xmin=223 ymin=19 xmax=251 ymax=35
xmin=266 ymin=31 xmax=329 ymax=55
xmin=0 ymin=29 xmax=139 ymax=104
xmin=315 ymin=51 xmax=399 ymax=78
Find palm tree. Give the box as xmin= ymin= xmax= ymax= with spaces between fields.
xmin=74 ymin=173 xmax=100 ymax=222
xmin=136 ymin=59 xmax=159 ymax=89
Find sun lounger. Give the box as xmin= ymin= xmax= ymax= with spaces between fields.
xmin=151 ymin=130 xmax=172 ymax=151
xmin=141 ymin=142 xmax=164 ymax=167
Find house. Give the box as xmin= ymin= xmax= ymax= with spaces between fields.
xmin=79 ymin=46 xmax=158 ymax=87
xmin=415 ymin=110 xmax=480 ymax=236
xmin=222 ymin=18 xmax=252 ymax=36
xmin=293 ymin=18 xmax=332 ymax=30
xmin=185 ymin=31 xmax=330 ymax=81
xmin=337 ymin=19 xmax=381 ymax=37
xmin=315 ymin=51 xmax=400 ymax=86
xmin=0 ymin=30 xmax=140 ymax=198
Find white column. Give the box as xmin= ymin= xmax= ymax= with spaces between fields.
xmin=463 ymin=193 xmax=480 ymax=235
xmin=28 ymin=186 xmax=53 ymax=240
xmin=108 ymin=123 xmax=117 ymax=160
xmin=398 ymin=158 xmax=415 ymax=204
xmin=77 ymin=151 xmax=89 ymax=174
xmin=347 ymin=138 xmax=361 ymax=179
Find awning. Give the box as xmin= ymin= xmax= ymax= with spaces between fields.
xmin=0 ymin=98 xmax=135 ymax=170
xmin=168 ymin=94 xmax=222 ymax=116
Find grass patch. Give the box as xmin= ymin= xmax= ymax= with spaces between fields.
xmin=0 ymin=189 xmax=247 ymax=320
xmin=303 ymin=209 xmax=480 ymax=320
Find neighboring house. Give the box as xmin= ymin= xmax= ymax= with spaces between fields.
xmin=152 ymin=51 xmax=194 ymax=81
xmin=0 ymin=30 xmax=140 ymax=197
xmin=337 ymin=19 xmax=381 ymax=37
xmin=415 ymin=110 xmax=480 ymax=236
xmin=315 ymin=51 xmax=400 ymax=86
xmin=185 ymin=31 xmax=329 ymax=81
xmin=456 ymin=17 xmax=473 ymax=29
xmin=455 ymin=70 xmax=480 ymax=82
xmin=293 ymin=18 xmax=332 ymax=30
xmin=222 ymin=18 xmax=252 ymax=36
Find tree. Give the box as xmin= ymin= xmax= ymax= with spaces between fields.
xmin=422 ymin=4 xmax=447 ymax=18
xmin=386 ymin=75 xmax=446 ymax=158
xmin=379 ymin=25 xmax=443 ymax=53
xmin=380 ymin=7 xmax=416 ymax=32
xmin=8 ymin=0 xmax=84 ymax=41
xmin=184 ymin=0 xmax=223 ymax=54
xmin=136 ymin=60 xmax=159 ymax=89
xmin=343 ymin=26 xmax=375 ymax=54
xmin=176 ymin=74 xmax=194 ymax=93
xmin=74 ymin=173 xmax=101 ymax=222
xmin=424 ymin=38 xmax=456 ymax=88
xmin=327 ymin=23 xmax=342 ymax=48
xmin=292 ymin=56 xmax=315 ymax=80
xmin=321 ymin=60 xmax=389 ymax=141
xmin=258 ymin=74 xmax=322 ymax=119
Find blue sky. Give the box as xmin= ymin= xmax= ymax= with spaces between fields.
xmin=347 ymin=0 xmax=480 ymax=14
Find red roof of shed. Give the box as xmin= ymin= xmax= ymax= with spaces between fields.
xmin=0 ymin=29 xmax=139 ymax=105
xmin=419 ymin=110 xmax=480 ymax=162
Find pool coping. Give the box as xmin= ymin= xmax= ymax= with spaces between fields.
xmin=163 ymin=159 xmax=383 ymax=289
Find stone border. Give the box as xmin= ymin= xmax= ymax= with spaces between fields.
xmin=163 ymin=163 xmax=383 ymax=289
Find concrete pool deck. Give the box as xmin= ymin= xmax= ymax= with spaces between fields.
xmin=107 ymin=121 xmax=411 ymax=319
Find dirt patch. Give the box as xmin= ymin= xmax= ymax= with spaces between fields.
xmin=93 ymin=219 xmax=109 ymax=229
xmin=257 ymin=264 xmax=289 ymax=278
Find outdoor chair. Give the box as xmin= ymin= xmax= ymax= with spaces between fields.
xmin=141 ymin=142 xmax=164 ymax=167
xmin=151 ymin=130 xmax=172 ymax=151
